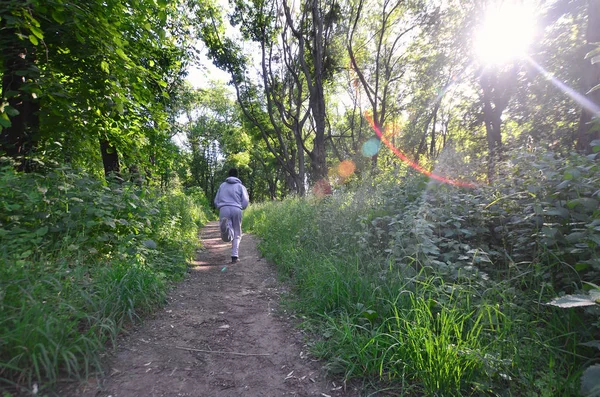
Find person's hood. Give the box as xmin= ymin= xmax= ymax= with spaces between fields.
xmin=225 ymin=177 xmax=242 ymax=184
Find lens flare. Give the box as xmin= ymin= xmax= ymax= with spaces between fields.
xmin=338 ymin=160 xmax=356 ymax=178
xmin=364 ymin=113 xmax=475 ymax=188
xmin=525 ymin=55 xmax=600 ymax=119
xmin=475 ymin=2 xmax=536 ymax=66
xmin=362 ymin=137 xmax=381 ymax=157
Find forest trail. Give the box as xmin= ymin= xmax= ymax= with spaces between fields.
xmin=63 ymin=222 xmax=358 ymax=397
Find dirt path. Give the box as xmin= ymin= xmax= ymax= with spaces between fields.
xmin=65 ymin=222 xmax=360 ymax=397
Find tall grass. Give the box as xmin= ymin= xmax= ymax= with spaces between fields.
xmin=0 ymin=166 xmax=213 ymax=393
xmin=245 ymin=150 xmax=598 ymax=395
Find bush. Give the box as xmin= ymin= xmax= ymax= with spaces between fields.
xmin=0 ymin=166 xmax=211 ymax=393
xmin=245 ymin=148 xmax=598 ymax=396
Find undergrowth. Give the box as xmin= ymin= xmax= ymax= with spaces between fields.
xmin=0 ymin=165 xmax=213 ymax=394
xmin=245 ymin=149 xmax=599 ymax=396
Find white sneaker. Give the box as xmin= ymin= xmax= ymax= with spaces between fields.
xmin=220 ymin=218 xmax=233 ymax=242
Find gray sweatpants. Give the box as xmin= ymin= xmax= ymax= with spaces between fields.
xmin=219 ymin=206 xmax=243 ymax=257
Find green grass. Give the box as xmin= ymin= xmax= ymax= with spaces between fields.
xmin=0 ymin=167 xmax=212 ymax=393
xmin=244 ymin=168 xmax=595 ymax=396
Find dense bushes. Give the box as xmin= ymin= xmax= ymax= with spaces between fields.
xmin=0 ymin=166 xmax=212 ymax=393
xmin=246 ymin=149 xmax=599 ymax=396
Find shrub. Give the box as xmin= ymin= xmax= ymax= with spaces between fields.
xmin=0 ymin=166 xmax=211 ymax=393
xmin=245 ymin=148 xmax=598 ymax=396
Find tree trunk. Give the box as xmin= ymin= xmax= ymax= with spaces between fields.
xmin=309 ymin=128 xmax=328 ymax=182
xmin=575 ymin=0 xmax=600 ymax=153
xmin=430 ymin=105 xmax=439 ymax=157
xmin=415 ymin=101 xmax=440 ymax=160
xmin=416 ymin=131 xmax=428 ymax=160
xmin=308 ymin=0 xmax=329 ymax=183
xmin=99 ymin=138 xmax=121 ymax=180
xmin=285 ymin=172 xmax=297 ymax=193
xmin=483 ymin=96 xmax=503 ymax=182
xmin=268 ymin=176 xmax=277 ymax=200
xmin=295 ymin=133 xmax=306 ymax=196
xmin=480 ymin=68 xmax=512 ymax=182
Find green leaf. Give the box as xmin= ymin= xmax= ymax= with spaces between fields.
xmin=548 ymin=294 xmax=597 ymax=308
xmin=566 ymin=232 xmax=587 ymax=243
xmin=568 ymin=198 xmax=599 ymax=211
xmin=36 ymin=226 xmax=49 ymax=236
xmin=563 ymin=169 xmax=580 ymax=180
xmin=0 ymin=113 xmax=11 ymax=128
xmin=4 ymin=106 xmax=20 ymax=117
xmin=158 ymin=10 xmax=167 ymax=24
xmin=361 ymin=309 xmax=378 ymax=322
xmin=545 ymin=207 xmax=569 ymax=218
xmin=29 ymin=25 xmax=44 ymax=40
xmin=23 ymin=13 xmax=41 ymax=27
xmin=100 ymin=61 xmax=110 ymax=74
xmin=575 ymin=263 xmax=590 ymax=272
xmin=4 ymin=90 xmax=19 ymax=98
xmin=143 ymin=239 xmax=157 ymax=249
xmin=52 ymin=10 xmax=65 ymax=24
xmin=580 ymin=341 xmax=600 ymax=350
xmin=29 ymin=35 xmax=39 ymax=46
xmin=556 ymin=180 xmax=571 ymax=190
xmin=115 ymin=48 xmax=128 ymax=60
xmin=158 ymin=0 xmax=168 ymax=9
xmin=581 ymin=364 xmax=600 ymax=396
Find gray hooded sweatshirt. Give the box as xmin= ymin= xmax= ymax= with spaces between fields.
xmin=214 ymin=177 xmax=249 ymax=210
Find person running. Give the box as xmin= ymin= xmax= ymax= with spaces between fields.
xmin=214 ymin=168 xmax=250 ymax=263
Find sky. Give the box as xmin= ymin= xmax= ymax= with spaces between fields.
xmin=185 ymin=0 xmax=237 ymax=90
xmin=186 ymin=59 xmax=230 ymax=89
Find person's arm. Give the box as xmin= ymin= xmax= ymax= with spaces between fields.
xmin=240 ymin=185 xmax=249 ymax=210
xmin=214 ymin=185 xmax=222 ymax=209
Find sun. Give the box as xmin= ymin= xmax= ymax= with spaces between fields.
xmin=475 ymin=2 xmax=537 ymax=66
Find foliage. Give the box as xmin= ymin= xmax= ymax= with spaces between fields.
xmin=245 ymin=147 xmax=599 ymax=395
xmin=175 ymin=83 xmax=260 ymax=201
xmin=0 ymin=165 xmax=210 ymax=393
xmin=0 ymin=0 xmax=190 ymax=180
xmin=549 ymin=281 xmax=600 ymax=396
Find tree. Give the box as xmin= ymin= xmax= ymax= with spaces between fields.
xmin=0 ymin=1 xmax=43 ymax=170
xmin=479 ymin=64 xmax=517 ymax=180
xmin=346 ymin=0 xmax=434 ymax=170
xmin=281 ymin=0 xmax=341 ymax=182
xmin=1 ymin=0 xmax=189 ymax=183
